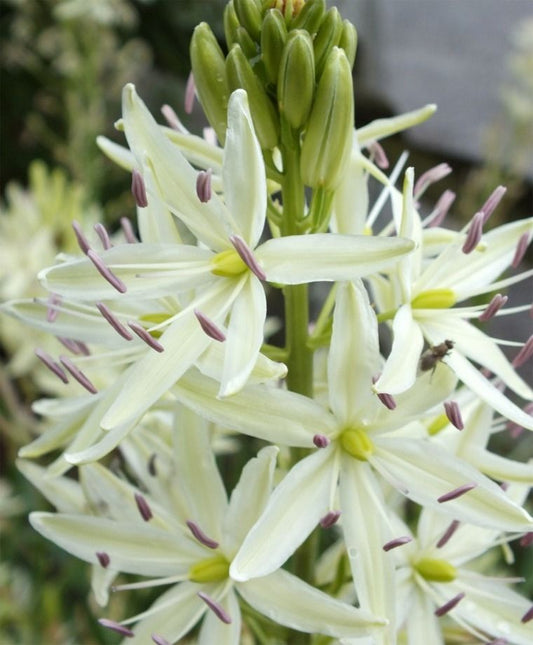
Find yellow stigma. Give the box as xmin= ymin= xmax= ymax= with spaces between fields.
xmin=411 ymin=289 xmax=456 ymax=309
xmin=427 ymin=413 xmax=450 ymax=436
xmin=340 ymin=428 xmax=374 ymax=461
xmin=414 ymin=557 xmax=457 ymax=582
xmin=211 ymin=249 xmax=247 ymax=277
xmin=188 ymin=555 xmax=230 ymax=583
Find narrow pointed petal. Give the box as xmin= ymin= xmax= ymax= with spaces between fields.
xmin=138 ymin=163 xmax=183 ymax=244
xmin=91 ymin=563 xmax=117 ymax=607
xmin=230 ymin=447 xmax=338 ymax=581
xmin=238 ymin=569 xmax=385 ymax=638
xmin=17 ymin=460 xmax=84 ymax=512
xmin=406 ymin=588 xmax=444 ymax=645
xmin=356 ymin=104 xmax=437 ymax=147
xmin=96 ymin=135 xmax=134 ymax=171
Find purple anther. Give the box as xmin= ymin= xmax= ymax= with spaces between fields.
xmin=148 ymin=453 xmax=157 ymax=476
xmin=428 ymin=190 xmax=456 ymax=228
xmin=487 ymin=639 xmax=508 ymax=645
xmin=94 ymin=223 xmax=112 ymax=250
xmin=462 ymin=211 xmax=484 ymax=254
xmin=134 ymin=492 xmax=153 ymax=522
xmin=194 ymin=309 xmax=226 ymax=342
xmin=152 ymin=634 xmax=172 ymax=645
xmin=414 ymin=163 xmax=452 ymax=198
xmin=436 ymin=520 xmax=460 ymax=548
xmin=196 ymin=169 xmax=213 ymax=203
xmin=521 ymin=604 xmax=533 ymax=623
xmin=500 ymin=481 xmax=509 ymax=492
xmin=444 ymin=401 xmax=464 ymax=431
xmin=438 ymin=482 xmax=477 ymax=504
xmin=96 ymin=551 xmax=110 ymax=568
xmin=480 ymin=185 xmax=506 ymax=224
xmin=434 ymin=591 xmax=465 ymax=617
xmin=367 ymin=140 xmax=389 ymax=169
xmin=59 ymin=356 xmax=97 ymax=394
xmin=313 ymin=434 xmax=330 ymax=448
xmin=46 ymin=293 xmax=61 ymax=322
xmin=520 ymin=532 xmax=533 ymax=548
xmin=320 ymin=510 xmax=341 ymax=529
xmin=512 ymin=233 xmax=531 ymax=269
xmin=128 ymin=321 xmax=164 ymax=352
xmin=96 ymin=302 xmax=133 ymax=340
xmin=512 ymin=335 xmax=533 ymax=368
xmin=131 ymin=168 xmax=148 ymax=208
xmin=120 ymin=217 xmax=138 ymax=244
xmin=186 ymin=520 xmax=219 ymax=549
xmin=203 ymin=127 xmax=217 ymax=146
xmin=87 ymin=249 xmax=127 ymax=294
xmin=57 ymin=337 xmax=90 ymax=356
xmin=98 ymin=618 xmax=134 ymax=637
xmin=185 ymin=72 xmax=196 ymax=115
xmin=161 ymin=103 xmax=183 ymax=131
xmin=35 ymin=348 xmax=69 ymax=383
xmin=478 ymin=294 xmax=508 ymax=322
xmin=382 ymin=536 xmax=413 ymax=552
xmin=377 ymin=391 xmax=396 ymax=410
xmin=197 ymin=592 xmax=232 ymax=624
xmin=72 ymin=221 xmax=91 ymax=254
xmin=229 ymin=235 xmax=266 ymax=281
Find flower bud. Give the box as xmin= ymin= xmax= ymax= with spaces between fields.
xmin=226 ymin=44 xmax=280 ymax=149
xmin=277 ymin=30 xmax=315 ymax=129
xmin=235 ymin=25 xmax=258 ymax=58
xmin=261 ymin=8 xmax=288 ymax=85
xmin=290 ymin=0 xmax=326 ymax=36
xmin=224 ymin=1 xmax=240 ymax=49
xmin=338 ymin=19 xmax=358 ymax=68
xmin=190 ymin=23 xmax=229 ymax=144
xmin=313 ymin=7 xmax=343 ymax=78
xmin=300 ymin=47 xmax=354 ymax=189
xmin=234 ymin=0 xmax=262 ymax=42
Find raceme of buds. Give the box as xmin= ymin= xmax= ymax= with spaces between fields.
xmin=277 ymin=30 xmax=315 ymax=129
xmin=313 ymin=7 xmax=343 ymax=78
xmin=338 ymin=19 xmax=358 ymax=68
xmin=261 ymin=9 xmax=288 ymax=86
xmin=234 ymin=0 xmax=262 ymax=42
xmin=291 ymin=0 xmax=326 ymax=37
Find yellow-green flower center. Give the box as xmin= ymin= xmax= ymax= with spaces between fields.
xmin=139 ymin=312 xmax=173 ymax=338
xmin=211 ymin=249 xmax=248 ymax=277
xmin=414 ymin=557 xmax=457 ymax=582
xmin=411 ymin=289 xmax=456 ymax=309
xmin=427 ymin=413 xmax=450 ymax=436
xmin=188 ymin=554 xmax=230 ymax=583
xmin=340 ymin=428 xmax=374 ymax=461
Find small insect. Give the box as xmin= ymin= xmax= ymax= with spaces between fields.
xmin=419 ymin=339 xmax=454 ymax=373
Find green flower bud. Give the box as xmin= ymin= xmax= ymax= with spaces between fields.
xmin=290 ymin=0 xmax=326 ymax=36
xmin=300 ymin=47 xmax=354 ymax=189
xmin=313 ymin=7 xmax=343 ymax=77
xmin=190 ymin=23 xmax=230 ymax=144
xmin=224 ymin=1 xmax=240 ymax=49
xmin=261 ymin=8 xmax=288 ymax=85
xmin=234 ymin=0 xmax=263 ymax=42
xmin=226 ymin=44 xmax=280 ymax=149
xmin=338 ymin=19 xmax=358 ymax=68
xmin=277 ymin=30 xmax=315 ymax=129
xmin=235 ymin=25 xmax=258 ymax=58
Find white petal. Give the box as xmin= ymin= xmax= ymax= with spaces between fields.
xmin=90 ymin=564 xmax=117 ymax=607
xmin=198 ymin=587 xmax=241 ymax=645
xmin=230 ymin=447 xmax=338 ymax=581
xmin=16 ymin=459 xmax=84 ymax=512
xmin=333 ymin=143 xmax=369 ymax=236
xmin=356 ymin=104 xmax=437 ymax=147
xmin=96 ymin=135 xmax=134 ymax=171
xmin=137 ymin=162 xmax=183 ymax=244
xmin=405 ymin=587 xmax=444 ymax=645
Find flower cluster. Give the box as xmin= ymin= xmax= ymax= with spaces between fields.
xmin=2 ymin=1 xmax=533 ymax=643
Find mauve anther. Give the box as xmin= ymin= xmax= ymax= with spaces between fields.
xmin=72 ymin=221 xmax=91 ymax=254
xmin=444 ymin=401 xmax=464 ymax=430
xmin=120 ymin=217 xmax=138 ymax=244
xmin=434 ymin=592 xmax=465 ymax=617
xmin=196 ymin=169 xmax=213 ymax=203
xmin=520 ymin=532 xmax=533 ymax=548
xmin=478 ymin=294 xmax=508 ymax=322
xmin=462 ymin=212 xmax=484 ymax=254
xmin=229 ymin=234 xmax=266 ymax=281
xmin=194 ymin=309 xmax=225 ymax=342
xmin=428 ymin=190 xmax=456 ymax=228
xmin=152 ymin=634 xmax=172 ymax=645
xmin=197 ymin=592 xmax=232 ymax=624
xmin=131 ymin=168 xmax=148 ymax=208
xmin=436 ymin=520 xmax=460 ymax=548
xmin=94 ymin=223 xmax=112 ymax=250
xmin=512 ymin=336 xmax=533 ymax=368
xmin=98 ymin=618 xmax=134 ymax=637
xmin=512 ymin=233 xmax=531 ymax=269
xmin=46 ymin=293 xmax=62 ymax=322
xmin=87 ymin=249 xmax=127 ymax=293
xmin=521 ymin=604 xmax=533 ymax=623
xmin=320 ymin=510 xmax=341 ymax=528
xmin=367 ymin=140 xmax=389 ymax=169
xmin=480 ymin=185 xmax=506 ymax=224
xmin=148 ymin=453 xmax=157 ymax=476
xmin=96 ymin=551 xmax=110 ymax=568
xmin=414 ymin=163 xmax=452 ymax=198
xmin=186 ymin=520 xmax=219 ymax=549
xmin=161 ymin=104 xmax=182 ymax=131
xmin=134 ymin=492 xmax=153 ymax=522
xmin=313 ymin=434 xmax=330 ymax=448
xmin=128 ymin=321 xmax=164 ymax=352
xmin=35 ymin=348 xmax=69 ymax=383
xmin=96 ymin=302 xmax=133 ymax=340
xmin=185 ymin=72 xmax=196 ymax=115
xmin=383 ymin=536 xmax=412 ymax=552
xmin=59 ymin=356 xmax=97 ymax=394
xmin=438 ymin=482 xmax=477 ymax=504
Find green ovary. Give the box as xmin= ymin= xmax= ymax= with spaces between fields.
xmin=411 ymin=289 xmax=456 ymax=309
xmin=427 ymin=413 xmax=449 ymax=436
xmin=188 ymin=554 xmax=230 ymax=583
xmin=340 ymin=428 xmax=374 ymax=461
xmin=414 ymin=557 xmax=457 ymax=582
xmin=211 ymin=249 xmax=247 ymax=277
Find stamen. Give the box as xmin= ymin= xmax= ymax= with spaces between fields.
xmin=196 ymin=169 xmax=213 ymax=203
xmin=428 ymin=190 xmax=456 ymax=228
xmin=512 ymin=335 xmax=533 ymax=368
xmin=462 ymin=212 xmax=484 ymax=254
xmin=72 ymin=221 xmax=91 ymax=254
xmin=229 ymin=235 xmax=266 ymax=281
xmin=383 ymin=536 xmax=412 ymax=552
xmin=414 ymin=163 xmax=452 ymax=198
xmin=194 ymin=309 xmax=226 ymax=342
xmin=367 ymin=140 xmax=389 ymax=169
xmin=98 ymin=618 xmax=134 ymax=637
xmin=185 ymin=72 xmax=196 ymax=114
xmin=478 ymin=294 xmax=508 ymax=322
xmin=35 ymin=349 xmax=69 ymax=384
xmin=512 ymin=232 xmax=531 ymax=269
xmin=320 ymin=511 xmax=341 ymax=528
xmin=438 ymin=482 xmax=477 ymax=503
xmin=148 ymin=453 xmax=157 ymax=476
xmin=94 ymin=223 xmax=112 ymax=250
xmin=128 ymin=321 xmax=164 ymax=352
xmin=152 ymin=635 xmax=172 ymax=645
xmin=59 ymin=356 xmax=97 ymax=394
xmin=480 ymin=185 xmax=506 ymax=224
xmin=436 ymin=520 xmax=460 ymax=548
xmin=197 ymin=591 xmax=232 ymax=624
xmin=46 ymin=293 xmax=61 ymax=322
xmin=377 ymin=391 xmax=396 ymax=410
xmin=96 ymin=551 xmax=110 ymax=568
xmin=520 ymin=532 xmax=533 ymax=547
xmin=434 ymin=591 xmax=465 ymax=617
xmin=203 ymin=127 xmax=217 ymax=146
xmin=87 ymin=249 xmax=127 ymax=293
xmin=186 ymin=520 xmax=219 ymax=549
xmin=444 ymin=401 xmax=464 ymax=430
xmin=134 ymin=492 xmax=153 ymax=522
xmin=313 ymin=434 xmax=330 ymax=448
xmin=486 ymin=639 xmax=508 ymax=645
xmin=57 ymin=337 xmax=90 ymax=356
xmin=96 ymin=303 xmax=133 ymax=340
xmin=131 ymin=168 xmax=148 ymax=208
xmin=521 ymin=604 xmax=533 ymax=623
xmin=120 ymin=217 xmax=138 ymax=244
xmin=161 ymin=103 xmax=183 ymax=131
